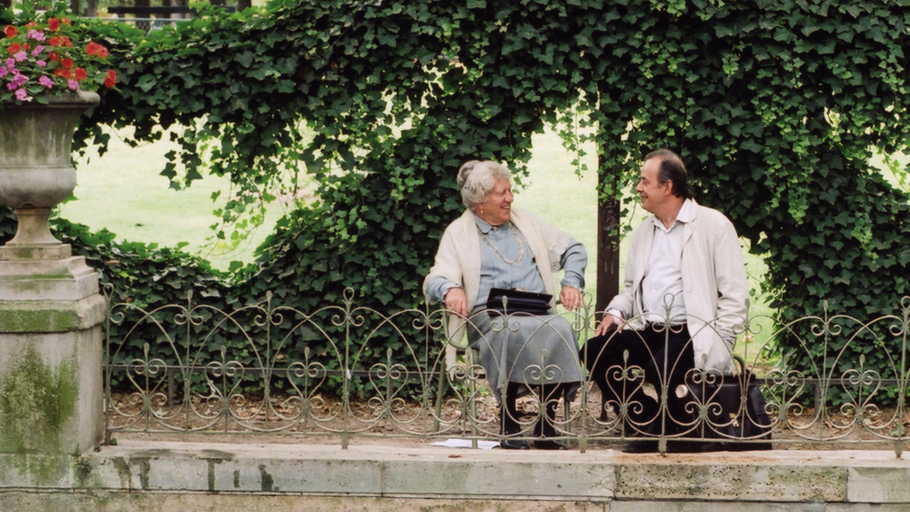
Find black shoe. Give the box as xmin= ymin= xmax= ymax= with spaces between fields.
xmin=534 ymin=439 xmax=569 ymax=450
xmin=622 ymin=438 xmax=694 ymax=453
xmin=667 ymin=440 xmax=698 ymax=453
xmin=621 ymin=439 xmax=659 ymax=453
xmin=499 ymin=438 xmax=530 ymax=450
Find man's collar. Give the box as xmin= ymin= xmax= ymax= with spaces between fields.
xmin=677 ymin=198 xmax=696 ymax=223
xmin=650 ymin=198 xmax=695 ymax=229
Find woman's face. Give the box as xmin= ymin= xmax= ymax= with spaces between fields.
xmin=476 ymin=178 xmax=513 ymax=226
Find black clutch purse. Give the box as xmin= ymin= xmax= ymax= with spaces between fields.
xmin=486 ymin=288 xmax=553 ymax=315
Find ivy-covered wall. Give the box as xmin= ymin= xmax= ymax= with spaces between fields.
xmin=3 ymin=0 xmax=910 ymax=398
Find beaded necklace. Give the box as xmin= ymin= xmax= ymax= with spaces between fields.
xmin=477 ymin=222 xmax=525 ymax=266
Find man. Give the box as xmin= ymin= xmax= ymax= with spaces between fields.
xmin=581 ymin=149 xmax=748 ymax=453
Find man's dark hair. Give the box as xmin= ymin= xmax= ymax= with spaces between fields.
xmin=645 ymin=148 xmax=694 ymax=200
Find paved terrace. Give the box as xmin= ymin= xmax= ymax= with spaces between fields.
xmin=1 ymin=439 xmax=908 ymax=511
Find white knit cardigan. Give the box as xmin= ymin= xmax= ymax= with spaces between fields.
xmin=423 ymin=208 xmax=573 ymax=367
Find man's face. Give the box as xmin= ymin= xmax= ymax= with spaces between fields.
xmin=635 ymin=158 xmax=670 ymax=213
xmin=477 ymin=178 xmax=513 ymax=225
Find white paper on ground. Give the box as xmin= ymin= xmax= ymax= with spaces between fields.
xmin=430 ymin=438 xmax=500 ymax=450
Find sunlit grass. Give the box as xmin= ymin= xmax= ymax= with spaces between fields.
xmin=62 ymin=126 xmax=293 ymax=270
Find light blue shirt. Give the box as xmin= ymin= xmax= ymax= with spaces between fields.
xmin=641 ymin=199 xmax=695 ymax=324
xmin=425 ymin=213 xmax=586 ymax=307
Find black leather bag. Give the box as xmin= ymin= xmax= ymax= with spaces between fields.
xmin=486 ymin=288 xmax=552 ymax=315
xmin=684 ymin=357 xmax=773 ymax=452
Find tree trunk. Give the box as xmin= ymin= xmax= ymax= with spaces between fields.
xmin=595 ymin=153 xmax=621 ymax=315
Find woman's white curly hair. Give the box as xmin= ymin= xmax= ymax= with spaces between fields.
xmin=457 ymin=160 xmax=511 ymax=210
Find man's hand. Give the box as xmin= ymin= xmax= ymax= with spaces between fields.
xmin=594 ymin=312 xmax=622 ymax=337
xmin=444 ymin=287 xmax=469 ymax=318
xmin=559 ymin=285 xmax=583 ymax=311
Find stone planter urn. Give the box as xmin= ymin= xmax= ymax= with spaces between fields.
xmin=0 ymin=91 xmax=104 ymax=300
xmin=0 ymin=91 xmax=100 ymax=254
xmin=0 ymin=91 xmax=106 ymax=461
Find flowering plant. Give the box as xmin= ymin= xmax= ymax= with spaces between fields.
xmin=1 ymin=15 xmax=117 ymax=104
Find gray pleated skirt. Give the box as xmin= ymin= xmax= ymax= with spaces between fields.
xmin=466 ymin=310 xmax=583 ymax=403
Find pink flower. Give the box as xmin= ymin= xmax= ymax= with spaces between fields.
xmin=36 ymin=60 xmax=46 ymax=67
xmin=31 ymin=45 xmax=45 ymax=56
xmin=26 ymin=29 xmax=45 ymax=41
xmin=38 ymin=75 xmax=53 ymax=88
xmin=13 ymin=51 xmax=26 ymax=62
xmin=67 ymin=78 xmax=78 ymax=90
xmin=8 ymin=72 xmax=27 ymax=89
xmin=0 ymin=66 xmax=7 ymax=77
xmin=14 ymin=88 xmax=30 ymax=101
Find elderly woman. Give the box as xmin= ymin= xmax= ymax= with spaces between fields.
xmin=424 ymin=160 xmax=587 ymax=450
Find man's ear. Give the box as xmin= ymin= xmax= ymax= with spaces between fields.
xmin=663 ymin=179 xmax=674 ymax=196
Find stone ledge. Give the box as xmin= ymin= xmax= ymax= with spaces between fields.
xmin=0 ymin=294 xmax=106 ymax=332
xmin=1 ymin=441 xmax=909 ymax=509
xmin=0 ymin=256 xmax=100 ymax=301
xmin=0 ymin=243 xmax=73 ymax=261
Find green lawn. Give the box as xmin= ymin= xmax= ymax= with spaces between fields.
xmin=63 ymin=127 xmax=293 ymax=270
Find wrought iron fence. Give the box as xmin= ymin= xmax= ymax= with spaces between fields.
xmin=89 ymin=16 xmax=181 ymax=33
xmin=91 ymin=6 xmax=236 ymax=32
xmin=103 ymin=287 xmax=910 ymax=455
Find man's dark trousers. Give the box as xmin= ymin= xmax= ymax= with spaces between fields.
xmin=581 ymin=324 xmax=695 ymax=435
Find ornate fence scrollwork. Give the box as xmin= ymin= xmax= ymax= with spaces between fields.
xmin=103 ymin=286 xmax=910 ymax=456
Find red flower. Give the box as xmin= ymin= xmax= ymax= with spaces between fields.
xmin=55 ymin=68 xmax=71 ymax=79
xmin=85 ymin=42 xmax=109 ymax=58
xmin=61 ymin=57 xmax=73 ymax=70
xmin=25 ymin=22 xmax=37 ymax=28
xmin=73 ymin=67 xmax=87 ymax=81
xmin=49 ymin=35 xmax=73 ymax=48
xmin=49 ymin=51 xmax=59 ymax=61
xmin=7 ymin=42 xmax=21 ymax=54
xmin=48 ymin=18 xmax=61 ymax=31
xmin=62 ymin=18 xmax=71 ymax=25
xmin=103 ymin=69 xmax=117 ymax=88
xmin=3 ymin=25 xmax=17 ymax=38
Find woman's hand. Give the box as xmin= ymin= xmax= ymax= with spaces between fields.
xmin=559 ymin=285 xmax=583 ymax=311
xmin=445 ymin=287 xmax=469 ymax=318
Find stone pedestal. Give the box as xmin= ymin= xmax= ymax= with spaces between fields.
xmin=0 ymin=92 xmax=105 ymax=477
xmin=0 ymin=301 xmax=104 ymax=445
